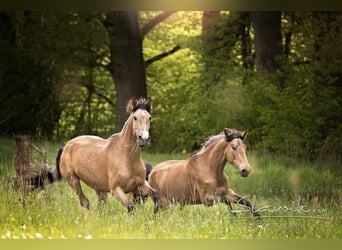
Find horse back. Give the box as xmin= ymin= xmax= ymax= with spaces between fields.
xmin=149 ymin=160 xmax=186 ymax=185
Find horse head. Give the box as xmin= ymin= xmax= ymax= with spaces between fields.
xmin=224 ymin=128 xmax=251 ymax=177
xmin=126 ymin=97 xmax=152 ymax=147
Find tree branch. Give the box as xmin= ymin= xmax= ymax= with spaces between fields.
xmin=94 ymin=90 xmax=115 ymax=107
xmin=30 ymin=143 xmax=47 ymax=164
xmin=142 ymin=11 xmax=177 ymax=38
xmin=145 ymin=45 xmax=182 ymax=67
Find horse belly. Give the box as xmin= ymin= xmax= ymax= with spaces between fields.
xmin=116 ymin=174 xmax=141 ymax=193
xmin=169 ymin=185 xmax=197 ymax=204
xmin=149 ymin=162 xmax=195 ymax=204
xmin=77 ymin=169 xmax=109 ymax=191
xmin=66 ymin=141 xmax=110 ymax=191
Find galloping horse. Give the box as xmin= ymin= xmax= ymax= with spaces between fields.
xmin=148 ymin=128 xmax=259 ymax=217
xmin=56 ymin=98 xmax=159 ymax=213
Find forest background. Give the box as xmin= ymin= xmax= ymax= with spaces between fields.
xmin=0 ymin=11 xmax=341 ymax=165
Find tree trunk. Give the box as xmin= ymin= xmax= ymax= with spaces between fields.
xmin=202 ymin=11 xmax=221 ymax=86
xmin=104 ymin=11 xmax=147 ymax=127
xmin=237 ymin=12 xmax=253 ymax=85
xmin=251 ymin=12 xmax=282 ymax=75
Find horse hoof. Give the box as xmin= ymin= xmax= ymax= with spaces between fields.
xmin=81 ymin=200 xmax=90 ymax=210
xmin=127 ymin=204 xmax=135 ymax=213
xmin=153 ymin=206 xmax=159 ymax=214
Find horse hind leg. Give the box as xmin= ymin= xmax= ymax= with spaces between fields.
xmin=67 ymin=173 xmax=90 ymax=209
xmin=95 ymin=190 xmax=108 ymax=205
xmin=221 ymin=196 xmax=235 ymax=215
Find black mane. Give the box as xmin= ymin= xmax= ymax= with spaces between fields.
xmin=132 ymin=98 xmax=152 ymax=113
xmin=225 ymin=132 xmax=244 ymax=142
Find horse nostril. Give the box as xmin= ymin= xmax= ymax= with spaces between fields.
xmin=240 ymin=169 xmax=249 ymax=177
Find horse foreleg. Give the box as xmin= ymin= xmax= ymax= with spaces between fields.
xmin=111 ymin=187 xmax=134 ymax=212
xmin=226 ymin=188 xmax=260 ymax=217
xmin=201 ymin=192 xmax=216 ymax=206
xmin=137 ymin=181 xmax=159 ymax=214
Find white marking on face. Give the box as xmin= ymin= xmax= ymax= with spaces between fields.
xmin=141 ymin=130 xmax=149 ymax=141
xmin=133 ymin=109 xmax=151 ymax=145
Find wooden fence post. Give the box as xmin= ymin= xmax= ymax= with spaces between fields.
xmin=15 ymin=135 xmax=31 ymax=188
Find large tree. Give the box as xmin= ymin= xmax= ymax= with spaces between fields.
xmin=103 ymin=11 xmax=178 ymax=127
xmin=103 ymin=12 xmax=147 ymax=127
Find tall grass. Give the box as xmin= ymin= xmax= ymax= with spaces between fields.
xmin=0 ymin=138 xmax=341 ymax=239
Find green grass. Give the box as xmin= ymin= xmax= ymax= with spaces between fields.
xmin=0 ymin=138 xmax=341 ymax=239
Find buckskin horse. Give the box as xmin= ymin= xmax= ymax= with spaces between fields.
xmin=148 ymin=128 xmax=259 ymax=217
xmin=50 ymin=98 xmax=159 ymax=213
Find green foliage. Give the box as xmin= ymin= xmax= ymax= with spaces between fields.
xmin=237 ymin=12 xmax=342 ymax=161
xmin=0 ymin=12 xmax=112 ymax=139
xmin=244 ymin=73 xmax=339 ymax=159
xmin=55 ymin=66 xmax=116 ymax=139
xmin=142 ymin=11 xmax=342 ymax=164
xmin=1 ymin=11 xmax=341 ymax=163
xmin=144 ymin=12 xmax=249 ymax=153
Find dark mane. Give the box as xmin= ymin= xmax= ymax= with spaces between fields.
xmin=132 ymin=98 xmax=151 ymax=113
xmin=127 ymin=97 xmax=152 ymax=114
xmin=225 ymin=130 xmax=245 ymax=142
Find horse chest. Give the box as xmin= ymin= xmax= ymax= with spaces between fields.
xmin=109 ymin=165 xmax=145 ymax=192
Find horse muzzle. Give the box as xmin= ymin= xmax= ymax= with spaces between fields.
xmin=137 ymin=132 xmax=151 ymax=147
xmin=240 ymin=167 xmax=250 ymax=177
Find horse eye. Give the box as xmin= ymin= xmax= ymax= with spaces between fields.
xmin=232 ymin=145 xmax=237 ymax=151
xmin=149 ymin=116 xmax=152 ymax=121
xmin=133 ymin=116 xmax=137 ymax=121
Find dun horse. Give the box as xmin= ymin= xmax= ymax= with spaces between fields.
xmin=51 ymin=98 xmax=159 ymax=213
xmin=148 ymin=128 xmax=259 ymax=217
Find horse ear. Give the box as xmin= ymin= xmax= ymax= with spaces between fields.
xmin=241 ymin=130 xmax=248 ymax=140
xmin=224 ymin=128 xmax=233 ymax=137
xmin=147 ymin=97 xmax=153 ymax=114
xmin=126 ymin=98 xmax=137 ymax=113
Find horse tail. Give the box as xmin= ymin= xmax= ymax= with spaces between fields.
xmin=48 ymin=147 xmax=63 ymax=183
xmin=27 ymin=147 xmax=63 ymax=191
xmin=41 ymin=147 xmax=63 ymax=185
xmin=144 ymin=162 xmax=153 ymax=181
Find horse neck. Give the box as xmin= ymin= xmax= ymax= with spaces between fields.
xmin=195 ymin=140 xmax=227 ymax=173
xmin=120 ymin=114 xmax=133 ymax=138
xmin=114 ymin=114 xmax=141 ymax=157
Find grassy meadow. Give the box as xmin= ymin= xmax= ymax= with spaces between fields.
xmin=0 ymin=137 xmax=341 ymax=239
